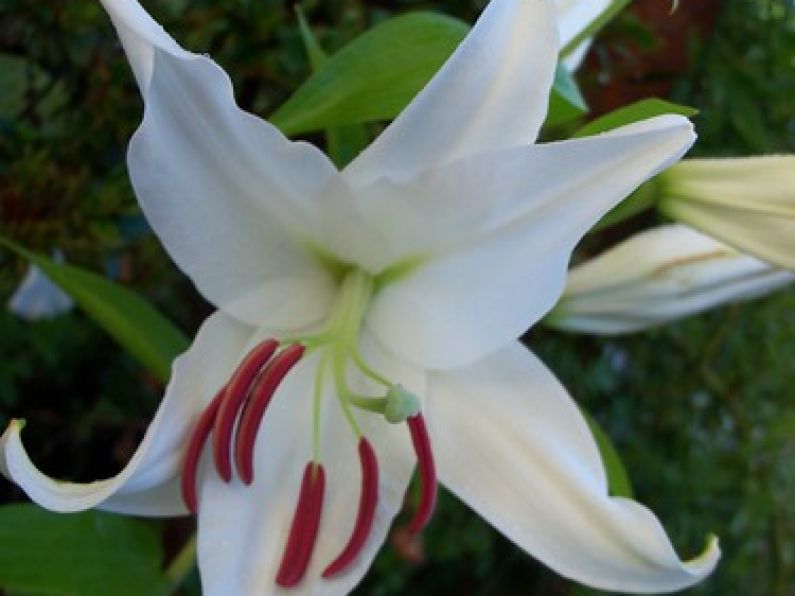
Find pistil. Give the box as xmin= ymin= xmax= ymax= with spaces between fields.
xmin=179 ymin=268 xmax=440 ymax=588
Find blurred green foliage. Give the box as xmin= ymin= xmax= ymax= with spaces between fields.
xmin=0 ymin=0 xmax=794 ymax=595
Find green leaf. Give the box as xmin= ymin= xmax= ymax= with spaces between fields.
xmin=574 ymin=98 xmax=698 ymax=138
xmin=271 ymin=12 xmax=469 ymax=136
xmin=272 ymin=12 xmax=587 ymax=135
xmin=0 ymin=505 xmax=168 ymax=596
xmin=294 ymin=5 xmax=370 ymax=167
xmin=545 ymin=63 xmax=589 ymax=126
xmin=1 ymin=238 xmax=188 ymax=383
xmin=583 ymin=411 xmax=634 ymax=498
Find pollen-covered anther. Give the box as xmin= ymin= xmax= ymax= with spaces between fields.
xmin=234 ymin=343 xmax=305 ymax=485
xmin=276 ymin=462 xmax=326 ymax=588
xmin=323 ymin=437 xmax=379 ymax=578
xmin=407 ymin=414 xmax=437 ymax=534
xmin=180 ymin=387 xmax=226 ymax=514
xmin=212 ymin=339 xmax=278 ymax=482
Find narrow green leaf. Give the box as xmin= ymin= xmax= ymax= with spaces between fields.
xmin=0 ymin=505 xmax=168 ymax=596
xmin=1 ymin=238 xmax=188 ymax=383
xmin=545 ymin=63 xmax=589 ymax=126
xmin=583 ymin=411 xmax=634 ymax=498
xmin=273 ymin=12 xmax=587 ymax=135
xmin=294 ymin=5 xmax=370 ymax=167
xmin=272 ymin=12 xmax=468 ymax=136
xmin=574 ymin=98 xmax=698 ymax=138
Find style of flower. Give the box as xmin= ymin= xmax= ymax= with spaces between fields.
xmin=659 ymin=156 xmax=795 ymax=270
xmin=1 ymin=0 xmax=720 ymax=594
xmin=548 ymin=224 xmax=795 ymax=334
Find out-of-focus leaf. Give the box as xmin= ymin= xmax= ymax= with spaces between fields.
xmin=294 ymin=5 xmax=369 ymax=167
xmin=583 ymin=411 xmax=634 ymax=498
xmin=0 ymin=238 xmax=188 ymax=383
xmin=574 ymin=98 xmax=698 ymax=138
xmin=272 ymin=12 xmax=587 ymax=135
xmin=546 ymin=63 xmax=589 ymax=126
xmin=0 ymin=505 xmax=168 ymax=596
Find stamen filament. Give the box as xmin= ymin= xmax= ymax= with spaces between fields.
xmin=233 ymin=344 xmax=305 ymax=485
xmin=212 ymin=340 xmax=278 ymax=482
xmin=323 ymin=438 xmax=379 ymax=578
xmin=407 ymin=414 xmax=437 ymax=534
xmin=276 ymin=463 xmax=326 ymax=587
xmin=332 ymin=351 xmax=363 ymax=438
xmin=180 ymin=388 xmax=226 ymax=514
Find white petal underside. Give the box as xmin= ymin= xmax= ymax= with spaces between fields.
xmin=365 ymin=116 xmax=696 ymax=369
xmin=0 ymin=311 xmax=255 ymax=516
xmin=101 ymin=0 xmax=348 ymax=329
xmin=427 ymin=343 xmax=720 ymax=593
xmin=197 ymin=332 xmax=424 ymax=596
xmin=344 ymin=0 xmax=559 ymax=187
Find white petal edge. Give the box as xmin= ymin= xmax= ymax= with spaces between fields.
xmin=550 ymin=224 xmax=795 ymax=334
xmin=0 ymin=311 xmax=255 ymax=516
xmin=343 ymin=0 xmax=559 ymax=187
xmin=100 ymin=0 xmax=349 ymax=329
xmin=196 ymin=331 xmax=424 ymax=595
xmin=427 ymin=342 xmax=720 ymax=593
xmin=365 ymin=115 xmax=696 ymax=369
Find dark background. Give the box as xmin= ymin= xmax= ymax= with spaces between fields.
xmin=1 ymin=0 xmax=794 ymax=594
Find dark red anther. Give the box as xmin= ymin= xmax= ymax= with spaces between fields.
xmin=276 ymin=463 xmax=326 ymax=587
xmin=407 ymin=414 xmax=436 ymax=534
xmin=322 ymin=438 xmax=379 ymax=578
xmin=180 ymin=388 xmax=226 ymax=514
xmin=212 ymin=339 xmax=278 ymax=482
xmin=234 ymin=344 xmax=305 ymax=485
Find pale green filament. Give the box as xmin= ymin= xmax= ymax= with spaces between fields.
xmin=289 ymin=269 xmax=408 ymax=455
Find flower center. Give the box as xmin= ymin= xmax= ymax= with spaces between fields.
xmin=179 ymin=269 xmax=437 ymax=587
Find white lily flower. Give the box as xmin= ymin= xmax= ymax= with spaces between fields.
xmin=659 ymin=156 xmax=795 ymax=270
xmin=0 ymin=0 xmax=719 ymax=594
xmin=7 ymin=252 xmax=73 ymax=320
xmin=548 ymin=224 xmax=795 ymax=334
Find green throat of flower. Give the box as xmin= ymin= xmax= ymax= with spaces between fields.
xmin=179 ymin=269 xmax=437 ymax=588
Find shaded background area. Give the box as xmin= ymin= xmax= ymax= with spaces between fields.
xmin=0 ymin=0 xmax=794 ymax=594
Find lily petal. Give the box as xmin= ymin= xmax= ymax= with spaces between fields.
xmin=555 ymin=0 xmax=611 ymax=48
xmin=550 ymin=224 xmax=795 ymax=334
xmin=0 ymin=311 xmax=255 ymax=516
xmin=344 ymin=0 xmax=559 ymax=187
xmin=196 ymin=332 xmax=423 ymax=595
xmin=365 ymin=116 xmax=695 ymax=369
xmin=427 ymin=342 xmax=720 ymax=593
xmin=100 ymin=0 xmax=342 ymax=329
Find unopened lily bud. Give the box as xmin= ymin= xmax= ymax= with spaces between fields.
xmin=659 ymin=156 xmax=795 ymax=270
xmin=384 ymin=385 xmax=421 ymax=424
xmin=547 ymin=224 xmax=795 ymax=335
